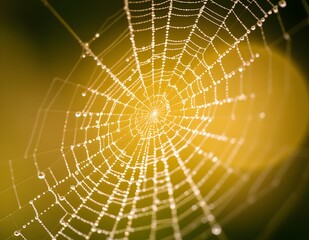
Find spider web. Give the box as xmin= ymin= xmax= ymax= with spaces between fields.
xmin=1 ymin=0 xmax=309 ymax=239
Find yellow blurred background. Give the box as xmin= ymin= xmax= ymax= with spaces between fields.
xmin=1 ymin=0 xmax=309 ymax=239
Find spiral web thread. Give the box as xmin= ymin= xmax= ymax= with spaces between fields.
xmin=1 ymin=0 xmax=309 ymax=239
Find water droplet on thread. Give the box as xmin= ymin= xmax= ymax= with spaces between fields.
xmin=14 ymin=230 xmax=20 ymax=236
xmin=211 ymin=224 xmax=222 ymax=236
xmin=59 ymin=195 xmax=65 ymax=201
xmin=283 ymin=32 xmax=290 ymax=41
xmin=38 ymin=172 xmax=45 ymax=179
xmin=75 ymin=112 xmax=81 ymax=118
xmin=279 ymin=0 xmax=287 ymax=8
xmin=257 ymin=20 xmax=262 ymax=27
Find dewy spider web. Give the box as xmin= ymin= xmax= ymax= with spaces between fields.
xmin=1 ymin=0 xmax=309 ymax=239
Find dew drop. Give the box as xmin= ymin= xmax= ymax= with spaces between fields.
xmin=257 ymin=20 xmax=262 ymax=27
xmin=38 ymin=172 xmax=45 ymax=179
xmin=211 ymin=224 xmax=222 ymax=236
xmin=81 ymin=92 xmax=87 ymax=97
xmin=59 ymin=196 xmax=65 ymax=201
xmin=95 ymin=33 xmax=100 ymax=38
xmin=14 ymin=230 xmax=20 ymax=236
xmin=75 ymin=112 xmax=81 ymax=118
xmin=279 ymin=0 xmax=287 ymax=8
xmin=283 ymin=32 xmax=290 ymax=41
xmin=207 ymin=214 xmax=215 ymax=222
